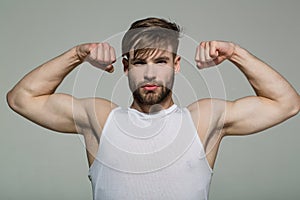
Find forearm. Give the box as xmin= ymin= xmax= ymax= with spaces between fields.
xmin=229 ymin=45 xmax=299 ymax=106
xmin=9 ymin=47 xmax=81 ymax=98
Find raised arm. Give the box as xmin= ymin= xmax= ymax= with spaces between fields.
xmin=6 ymin=43 xmax=116 ymax=134
xmin=193 ymin=41 xmax=300 ymax=136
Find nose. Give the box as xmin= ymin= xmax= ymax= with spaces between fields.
xmin=143 ymin=64 xmax=156 ymax=81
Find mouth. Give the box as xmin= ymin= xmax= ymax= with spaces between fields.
xmin=141 ymin=83 xmax=159 ymax=91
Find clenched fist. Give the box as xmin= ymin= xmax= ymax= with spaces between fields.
xmin=195 ymin=41 xmax=236 ymax=69
xmin=76 ymin=42 xmax=116 ymax=73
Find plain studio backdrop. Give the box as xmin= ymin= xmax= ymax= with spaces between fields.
xmin=1 ymin=0 xmax=300 ymax=199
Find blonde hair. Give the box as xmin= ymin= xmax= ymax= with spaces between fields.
xmin=122 ymin=17 xmax=181 ymax=60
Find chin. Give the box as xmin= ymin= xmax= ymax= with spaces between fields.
xmin=134 ymin=88 xmax=171 ymax=105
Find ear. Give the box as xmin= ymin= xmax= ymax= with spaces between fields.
xmin=174 ymin=55 xmax=181 ymax=73
xmin=122 ymin=58 xmax=129 ymax=75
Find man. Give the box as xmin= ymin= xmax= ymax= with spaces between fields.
xmin=7 ymin=17 xmax=300 ymax=200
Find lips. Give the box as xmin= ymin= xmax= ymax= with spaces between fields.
xmin=142 ymin=83 xmax=159 ymax=91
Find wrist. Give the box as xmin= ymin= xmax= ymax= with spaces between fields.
xmin=75 ymin=43 xmax=94 ymax=63
xmin=228 ymin=44 xmax=252 ymax=67
xmin=67 ymin=46 xmax=85 ymax=66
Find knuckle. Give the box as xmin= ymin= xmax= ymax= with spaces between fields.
xmin=200 ymin=42 xmax=206 ymax=48
xmin=101 ymin=42 xmax=110 ymax=48
xmin=210 ymin=40 xmax=216 ymax=46
xmin=109 ymin=45 xmax=115 ymax=50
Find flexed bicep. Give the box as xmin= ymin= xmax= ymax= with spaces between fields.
xmin=222 ymin=96 xmax=298 ymax=136
xmin=8 ymin=93 xmax=88 ymax=133
xmin=8 ymin=92 xmax=116 ymax=134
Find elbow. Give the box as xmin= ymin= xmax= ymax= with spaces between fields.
xmin=7 ymin=90 xmax=18 ymax=111
xmin=275 ymin=95 xmax=300 ymax=120
xmin=289 ymin=105 xmax=299 ymax=118
xmin=285 ymin=95 xmax=300 ymax=118
xmin=6 ymin=89 xmax=26 ymax=113
xmin=293 ymin=95 xmax=300 ymax=115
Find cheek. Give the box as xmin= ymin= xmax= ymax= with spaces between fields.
xmin=156 ymin=67 xmax=174 ymax=80
xmin=128 ymin=69 xmax=143 ymax=83
xmin=128 ymin=70 xmax=143 ymax=91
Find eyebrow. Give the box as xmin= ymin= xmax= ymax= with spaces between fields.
xmin=131 ymin=56 xmax=170 ymax=63
xmin=153 ymin=56 xmax=170 ymax=62
xmin=130 ymin=58 xmax=145 ymax=64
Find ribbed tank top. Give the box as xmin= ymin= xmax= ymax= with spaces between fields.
xmin=88 ymin=104 xmax=213 ymax=200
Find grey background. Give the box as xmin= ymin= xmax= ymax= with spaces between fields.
xmin=1 ymin=0 xmax=300 ymax=199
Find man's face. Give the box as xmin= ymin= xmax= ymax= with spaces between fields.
xmin=125 ymin=47 xmax=180 ymax=105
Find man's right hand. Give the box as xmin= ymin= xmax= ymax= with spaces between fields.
xmin=76 ymin=42 xmax=116 ymax=73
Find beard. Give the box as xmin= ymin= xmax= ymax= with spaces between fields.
xmin=133 ymin=86 xmax=172 ymax=105
xmin=128 ymin=68 xmax=175 ymax=105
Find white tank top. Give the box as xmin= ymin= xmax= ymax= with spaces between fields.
xmin=88 ymin=104 xmax=213 ymax=200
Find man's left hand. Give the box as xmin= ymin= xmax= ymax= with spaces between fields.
xmin=195 ymin=41 xmax=235 ymax=69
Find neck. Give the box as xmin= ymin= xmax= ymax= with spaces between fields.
xmin=130 ymin=94 xmax=174 ymax=114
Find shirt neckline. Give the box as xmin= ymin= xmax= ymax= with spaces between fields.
xmin=128 ymin=104 xmax=178 ymax=119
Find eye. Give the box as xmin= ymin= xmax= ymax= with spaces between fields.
xmin=156 ymin=60 xmax=167 ymax=64
xmin=133 ymin=61 xmax=146 ymax=65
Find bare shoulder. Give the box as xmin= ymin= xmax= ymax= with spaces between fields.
xmin=187 ymin=98 xmax=226 ymax=119
xmin=74 ymin=97 xmax=117 ymax=136
xmin=187 ymin=98 xmax=227 ymax=135
xmin=81 ymin=97 xmax=117 ymax=129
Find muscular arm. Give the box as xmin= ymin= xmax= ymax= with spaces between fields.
xmin=223 ymin=45 xmax=300 ymax=135
xmin=192 ymin=41 xmax=300 ymax=136
xmin=7 ymin=43 xmax=116 ymax=134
